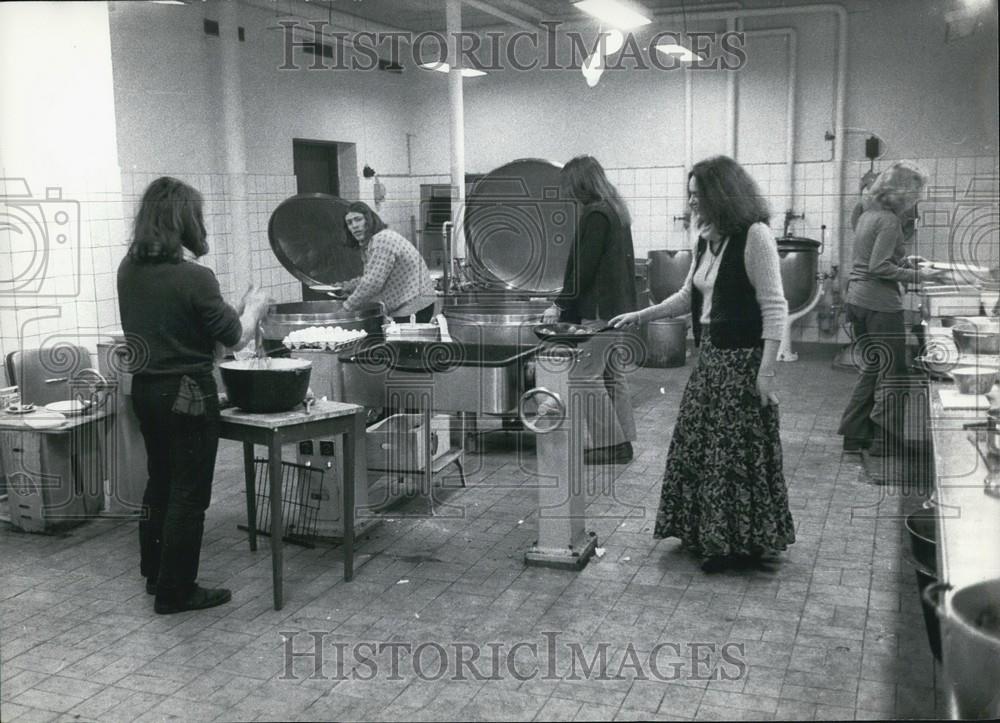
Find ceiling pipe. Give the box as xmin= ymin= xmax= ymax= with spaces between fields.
xmin=447 ymin=0 xmax=467 ymax=260
xmin=461 ymin=0 xmax=543 ymax=31
xmin=727 ymin=15 xmax=737 ymax=158
xmin=242 ymin=0 xmax=414 ymax=42
xmin=742 ymin=28 xmax=798 ymax=224
xmin=494 ymin=0 xmax=548 ymax=21
xmin=654 ymin=3 xmax=848 ymax=275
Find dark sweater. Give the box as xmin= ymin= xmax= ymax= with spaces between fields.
xmin=117 ymin=255 xmax=242 ymax=376
xmin=556 ymin=201 xmax=637 ymax=323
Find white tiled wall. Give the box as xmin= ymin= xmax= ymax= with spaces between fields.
xmin=3 ymin=155 xmax=995 ymax=386
xmin=1 ymin=181 xmax=128 ymax=386
xmin=609 ymin=156 xmax=999 ymax=346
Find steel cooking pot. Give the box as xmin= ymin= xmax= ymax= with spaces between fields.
xmin=443 ymin=299 xmax=550 ymax=346
xmin=776 ymin=236 xmax=821 ymax=314
xmin=219 ymin=358 xmax=312 ymax=413
xmin=647 ymin=250 xmax=692 ymax=304
xmin=925 ymin=577 xmax=1000 ymax=718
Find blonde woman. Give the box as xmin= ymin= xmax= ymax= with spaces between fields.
xmin=838 ymin=161 xmax=943 ymax=454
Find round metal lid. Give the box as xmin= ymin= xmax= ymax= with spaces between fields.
xmin=464 ymin=158 xmax=575 ymax=295
xmin=776 ymin=236 xmax=821 ymax=251
xmin=267 ymin=193 xmax=365 ymax=287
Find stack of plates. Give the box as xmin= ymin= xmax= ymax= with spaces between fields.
xmin=24 ymin=411 xmax=68 ymax=429
xmin=45 ymin=400 xmax=91 ymax=416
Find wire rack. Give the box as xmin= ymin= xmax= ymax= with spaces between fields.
xmin=244 ymin=458 xmax=324 ymax=548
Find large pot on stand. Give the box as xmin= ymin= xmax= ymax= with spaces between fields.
xmin=250 ymin=195 xmax=384 ymax=540
xmin=443 ymin=159 xmax=577 ymax=442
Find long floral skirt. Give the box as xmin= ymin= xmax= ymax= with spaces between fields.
xmin=653 ymin=340 xmax=796 ymax=558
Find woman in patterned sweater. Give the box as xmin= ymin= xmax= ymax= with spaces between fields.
xmin=339 ymin=201 xmax=438 ymax=322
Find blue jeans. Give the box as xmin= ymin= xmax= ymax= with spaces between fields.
xmin=837 ymin=304 xmax=910 ymax=442
xmin=131 ymin=373 xmax=220 ymax=597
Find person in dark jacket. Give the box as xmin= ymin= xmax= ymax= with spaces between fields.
xmin=118 ymin=176 xmax=269 ymax=614
xmin=544 ymin=155 xmax=638 ymax=465
xmin=612 ymin=156 xmax=795 ymax=572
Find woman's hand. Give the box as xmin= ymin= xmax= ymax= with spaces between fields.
xmin=610 ymin=311 xmax=642 ymax=328
xmin=756 ymin=369 xmax=779 ymax=408
xmin=542 ymin=304 xmax=561 ymax=323
xmin=904 ymin=255 xmax=928 ymax=268
xmin=917 ymin=266 xmax=946 ymax=283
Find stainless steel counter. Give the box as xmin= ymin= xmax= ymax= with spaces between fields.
xmin=929 ymin=382 xmax=1000 ymax=718
xmin=929 ymin=383 xmax=1000 ymax=588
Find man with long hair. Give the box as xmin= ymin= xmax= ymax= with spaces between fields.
xmin=118 ymin=176 xmax=268 ymax=614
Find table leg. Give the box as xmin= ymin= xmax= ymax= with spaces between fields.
xmin=243 ymin=442 xmax=257 ymax=552
xmin=343 ymin=412 xmax=363 ymax=582
xmin=268 ymin=440 xmax=284 ymax=610
xmin=423 ymin=407 xmax=435 ymax=515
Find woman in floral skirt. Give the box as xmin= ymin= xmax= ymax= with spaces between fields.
xmin=611 ymin=156 xmax=795 ymax=572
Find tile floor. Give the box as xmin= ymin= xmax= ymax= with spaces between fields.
xmin=0 ymin=347 xmax=949 ymax=721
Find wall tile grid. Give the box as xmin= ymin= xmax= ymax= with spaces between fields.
xmin=0 ymin=180 xmax=127 ymax=386
xmin=4 ymin=158 xmax=995 ymax=386
xmin=610 ymin=157 xmax=999 ymax=345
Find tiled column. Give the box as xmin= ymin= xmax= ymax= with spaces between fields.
xmin=0 ymin=1 xmax=125 ymax=382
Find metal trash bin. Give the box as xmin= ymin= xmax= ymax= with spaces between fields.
xmin=644 ymin=319 xmax=688 ymax=368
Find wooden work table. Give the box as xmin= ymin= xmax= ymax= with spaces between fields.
xmin=218 ymin=400 xmax=366 ymax=610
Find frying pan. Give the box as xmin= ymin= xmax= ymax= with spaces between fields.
xmin=533 ymin=322 xmax=614 ymax=344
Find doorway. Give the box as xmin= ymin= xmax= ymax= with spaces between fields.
xmin=293 ymin=139 xmax=340 ymax=195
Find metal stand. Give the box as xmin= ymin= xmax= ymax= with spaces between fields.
xmin=520 ymin=345 xmax=599 ymax=570
xmin=778 ymin=283 xmax=825 ymax=362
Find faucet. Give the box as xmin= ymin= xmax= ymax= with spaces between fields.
xmin=783 ymin=210 xmax=804 ymax=238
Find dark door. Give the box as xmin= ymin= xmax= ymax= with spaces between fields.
xmin=293 ymin=140 xmax=339 ymax=195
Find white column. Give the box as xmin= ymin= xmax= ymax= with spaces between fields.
xmin=218 ymin=0 xmax=252 ymax=300
xmin=446 ymin=0 xmax=467 ymax=259
xmin=0 ymin=1 xmax=123 ymax=365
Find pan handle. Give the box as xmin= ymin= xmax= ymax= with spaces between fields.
xmin=922 ymin=580 xmax=952 ymax=618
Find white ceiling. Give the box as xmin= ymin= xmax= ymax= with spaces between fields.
xmin=293 ymin=0 xmax=714 ymax=33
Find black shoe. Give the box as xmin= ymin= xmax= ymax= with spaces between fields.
xmin=154 ymin=585 xmax=232 ymax=615
xmin=584 ymin=442 xmax=633 ymax=466
xmin=864 ymin=441 xmax=890 ymax=457
xmin=700 ymin=555 xmax=730 ymax=573
xmin=842 ymin=437 xmax=871 ymax=452
xmin=145 ymin=580 xmax=156 ymax=595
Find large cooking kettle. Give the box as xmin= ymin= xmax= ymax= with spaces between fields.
xmin=925 ymin=577 xmax=1000 ymax=718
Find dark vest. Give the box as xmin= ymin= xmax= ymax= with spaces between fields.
xmin=691 ymin=228 xmax=764 ymax=349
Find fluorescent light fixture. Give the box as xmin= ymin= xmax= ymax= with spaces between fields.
xmin=655 ymin=43 xmax=702 ymax=62
xmin=601 ymin=28 xmax=625 ymax=55
xmin=582 ymin=52 xmax=604 ymax=87
xmin=573 ymin=0 xmax=652 ymax=30
xmin=418 ymin=62 xmax=487 ymax=77
xmin=151 ymin=0 xmax=187 ymax=4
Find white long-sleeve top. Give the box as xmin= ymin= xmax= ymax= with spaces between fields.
xmin=655 ymin=222 xmax=788 ymax=341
